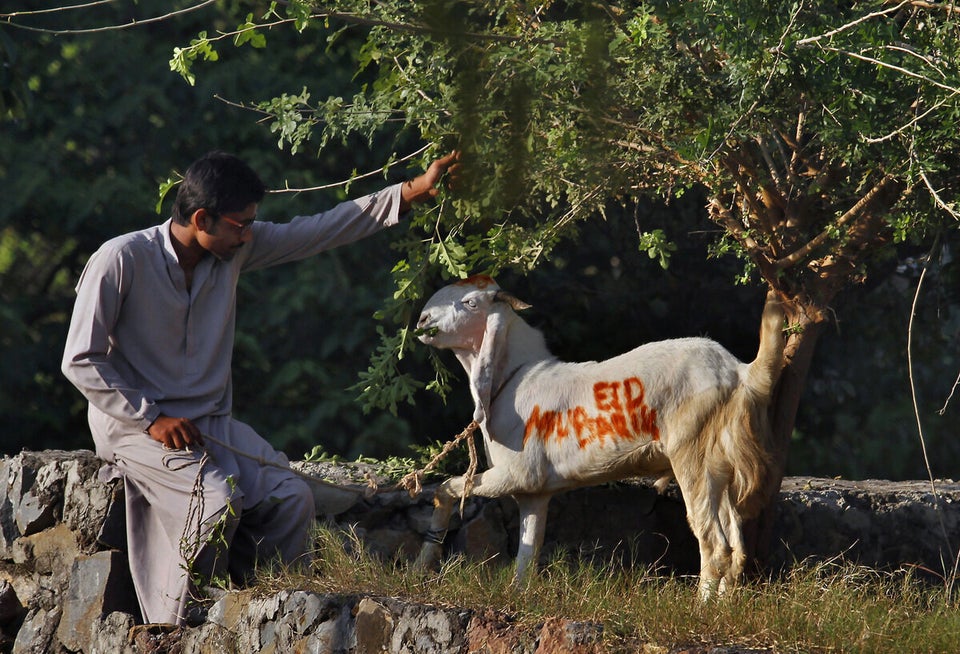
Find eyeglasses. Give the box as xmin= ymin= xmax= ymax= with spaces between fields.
xmin=216 ymin=214 xmax=256 ymax=235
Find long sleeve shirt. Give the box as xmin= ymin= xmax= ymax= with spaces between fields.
xmin=62 ymin=184 xmax=405 ymax=456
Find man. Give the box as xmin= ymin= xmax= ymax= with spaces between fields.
xmin=61 ymin=150 xmax=459 ymax=625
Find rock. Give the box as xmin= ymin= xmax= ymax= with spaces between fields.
xmin=0 ymin=456 xmax=37 ymax=554
xmin=451 ymin=499 xmax=511 ymax=563
xmin=271 ymin=591 xmax=341 ymax=653
xmin=56 ymin=550 xmax=139 ymax=652
xmin=179 ymin=622 xmax=237 ymax=654
xmin=94 ymin=483 xmax=126 ymax=552
xmin=466 ymin=609 xmax=529 ymax=654
xmin=534 ymin=617 xmax=603 ymax=654
xmin=88 ymin=611 xmax=136 ymax=654
xmin=12 ymin=606 xmax=60 ymax=654
xmin=290 ymin=593 xmax=354 ymax=654
xmin=291 ymin=460 xmax=380 ymax=516
xmin=128 ymin=623 xmax=182 ymax=654
xmin=355 ymin=597 xmax=393 ymax=654
xmin=0 ymin=580 xmax=22 ymax=625
xmin=61 ymin=453 xmax=118 ymax=550
xmin=387 ymin=597 xmax=469 ymax=654
xmin=11 ymin=523 xmax=79 ymax=575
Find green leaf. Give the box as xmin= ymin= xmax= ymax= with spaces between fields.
xmin=169 ymin=31 xmax=219 ymax=86
xmin=155 ymin=176 xmax=181 ymax=215
xmin=637 ymin=229 xmax=677 ymax=270
xmin=235 ymin=15 xmax=268 ymax=49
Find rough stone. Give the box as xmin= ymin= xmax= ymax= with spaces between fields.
xmin=294 ymin=594 xmax=354 ymax=654
xmin=465 ymin=609 xmax=528 ymax=654
xmin=128 ymin=623 xmax=182 ymax=654
xmin=207 ymin=590 xmax=248 ymax=631
xmin=88 ymin=611 xmax=136 ymax=654
xmin=534 ymin=617 xmax=603 ymax=654
xmin=61 ymin=453 xmax=118 ymax=550
xmin=0 ymin=456 xmax=36 ymax=555
xmin=291 ymin=460 xmax=377 ymax=516
xmin=56 ymin=550 xmax=139 ymax=652
xmin=0 ymin=579 xmax=22 ymax=625
xmin=12 ymin=606 xmax=60 ymax=654
xmin=388 ymin=598 xmax=469 ymax=654
xmin=11 ymin=523 xmax=79 ymax=575
xmin=355 ymin=597 xmax=393 ymax=654
xmin=451 ymin=499 xmax=511 ymax=564
xmin=94 ymin=482 xmax=127 ymax=552
xmin=16 ymin=458 xmax=66 ymax=537
xmin=3 ymin=449 xmax=960 ymax=653
xmin=179 ymin=621 xmax=236 ymax=654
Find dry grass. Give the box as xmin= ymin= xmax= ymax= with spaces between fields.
xmin=253 ymin=526 xmax=960 ymax=653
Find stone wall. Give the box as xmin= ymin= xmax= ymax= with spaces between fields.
xmin=1 ymin=449 xmax=958 ymax=653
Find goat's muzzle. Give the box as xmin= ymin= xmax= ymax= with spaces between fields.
xmin=415 ymin=314 xmax=440 ymax=343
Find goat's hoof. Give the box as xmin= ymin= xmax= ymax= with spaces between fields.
xmin=413 ymin=547 xmax=442 ymax=572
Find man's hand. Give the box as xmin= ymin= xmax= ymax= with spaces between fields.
xmin=147 ymin=414 xmax=204 ymax=450
xmin=400 ymin=151 xmax=461 ymax=211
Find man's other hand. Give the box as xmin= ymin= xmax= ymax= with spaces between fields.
xmin=147 ymin=415 xmax=204 ymax=450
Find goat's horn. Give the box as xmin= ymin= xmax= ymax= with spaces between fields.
xmin=494 ymin=290 xmax=532 ymax=311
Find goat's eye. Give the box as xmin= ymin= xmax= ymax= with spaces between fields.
xmin=463 ymin=298 xmax=478 ymax=309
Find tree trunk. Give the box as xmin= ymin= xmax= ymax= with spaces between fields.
xmin=746 ymin=296 xmax=828 ymax=570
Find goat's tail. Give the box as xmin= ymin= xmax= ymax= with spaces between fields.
xmin=726 ymin=289 xmax=785 ymax=515
xmin=744 ymin=288 xmax=785 ymax=401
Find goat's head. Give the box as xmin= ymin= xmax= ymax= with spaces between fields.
xmin=416 ymin=275 xmax=529 ymax=351
xmin=417 ymin=275 xmax=531 ymax=424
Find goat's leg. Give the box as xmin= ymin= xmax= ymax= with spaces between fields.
xmin=414 ymin=467 xmax=521 ymax=571
xmin=673 ymin=468 xmax=732 ymax=601
xmin=414 ymin=476 xmax=458 ymax=571
xmin=512 ymin=494 xmax=552 ymax=584
xmin=717 ymin=489 xmax=746 ymax=594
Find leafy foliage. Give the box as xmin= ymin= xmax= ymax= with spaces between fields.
xmin=2 ymin=0 xmax=958 ymax=480
xmin=0 ymin=0 xmax=426 ymax=458
xmin=214 ymin=1 xmax=960 ymax=433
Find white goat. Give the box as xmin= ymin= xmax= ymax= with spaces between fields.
xmin=414 ymin=275 xmax=785 ymax=598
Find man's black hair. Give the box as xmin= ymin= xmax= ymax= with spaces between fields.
xmin=171 ymin=151 xmax=267 ymax=226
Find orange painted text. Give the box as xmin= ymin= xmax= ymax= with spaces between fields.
xmin=523 ymin=377 xmax=660 ymax=448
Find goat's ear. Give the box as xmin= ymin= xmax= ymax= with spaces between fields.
xmin=494 ymin=290 xmax=532 ymax=312
xmin=470 ymin=304 xmax=510 ymax=426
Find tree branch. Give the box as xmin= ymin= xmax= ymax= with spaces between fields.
xmin=817 ymin=46 xmax=960 ymax=95
xmin=1 ymin=0 xmax=218 ymax=34
xmin=919 ymin=167 xmax=960 ymax=221
xmin=269 ymin=145 xmax=432 ymax=194
xmin=719 ymin=153 xmax=780 ymax=246
xmin=707 ymin=196 xmax=764 ymax=254
xmin=774 ymin=174 xmax=898 ymax=268
xmin=903 ymin=0 xmax=960 ymax=15
xmin=788 ymin=1 xmax=913 ymax=50
xmin=0 ymin=0 xmax=115 ymax=18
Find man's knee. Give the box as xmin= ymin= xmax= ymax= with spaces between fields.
xmin=279 ymin=476 xmax=316 ymax=521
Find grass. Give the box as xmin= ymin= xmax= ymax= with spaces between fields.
xmin=251 ymin=526 xmax=960 ymax=653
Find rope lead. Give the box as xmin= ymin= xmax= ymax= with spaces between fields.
xmin=398 ymin=420 xmax=480 ymax=500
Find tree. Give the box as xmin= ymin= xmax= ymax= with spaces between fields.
xmin=174 ymin=0 xmax=960 ymax=558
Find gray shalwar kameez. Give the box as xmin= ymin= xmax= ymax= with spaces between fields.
xmin=62 ymin=185 xmax=404 ymax=624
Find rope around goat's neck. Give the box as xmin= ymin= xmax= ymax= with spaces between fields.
xmin=397 ymin=420 xmax=480 ymax=501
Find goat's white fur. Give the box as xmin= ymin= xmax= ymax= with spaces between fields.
xmin=415 ymin=275 xmax=785 ymax=599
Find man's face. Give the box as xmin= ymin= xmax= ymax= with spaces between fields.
xmin=199 ymin=203 xmax=257 ymax=261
